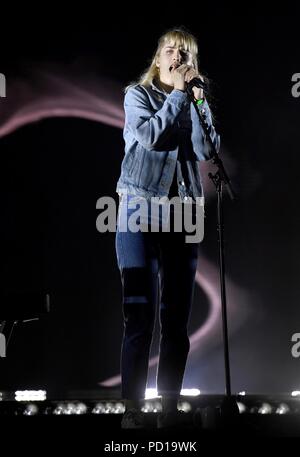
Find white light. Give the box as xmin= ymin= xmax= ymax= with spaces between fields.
xmin=238 ymin=391 xmax=246 ymax=396
xmin=276 ymin=403 xmax=290 ymax=415
xmin=152 ymin=400 xmax=162 ymax=413
xmin=64 ymin=403 xmax=77 ymax=415
xmin=74 ymin=403 xmax=87 ymax=415
xmin=52 ymin=402 xmax=87 ymax=415
xmin=180 ymin=389 xmax=200 ymax=396
xmin=145 ymin=388 xmax=200 ymax=399
xmin=291 ymin=391 xmax=300 ymax=397
xmin=114 ymin=402 xmax=125 ymax=414
xmin=15 ymin=390 xmax=46 ymax=402
xmin=142 ymin=401 xmax=154 ymax=413
xmin=258 ymin=403 xmax=272 ymax=414
xmin=178 ymin=401 xmax=192 ymax=412
xmin=92 ymin=403 xmax=106 ymax=414
xmin=237 ymin=402 xmax=246 ymax=413
xmin=104 ymin=402 xmax=113 ymax=413
xmin=23 ymin=404 xmax=39 ymax=415
xmin=145 ymin=388 xmax=158 ymax=399
xmin=141 ymin=400 xmax=162 ymax=413
xmin=53 ymin=403 xmax=66 ymax=415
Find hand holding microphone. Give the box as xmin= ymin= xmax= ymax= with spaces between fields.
xmin=169 ymin=64 xmax=206 ymax=99
xmin=169 ymin=63 xmax=191 ymax=92
xmin=184 ymin=67 xmax=206 ymax=99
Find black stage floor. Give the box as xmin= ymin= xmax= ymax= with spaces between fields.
xmin=1 ymin=394 xmax=300 ymax=445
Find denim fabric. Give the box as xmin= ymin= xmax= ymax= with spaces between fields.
xmin=115 ymin=80 xmax=218 ymax=400
xmin=116 ymin=196 xmax=199 ymax=399
xmin=116 ymin=81 xmax=220 ymax=201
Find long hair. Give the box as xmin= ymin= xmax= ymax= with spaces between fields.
xmin=125 ymin=27 xmax=201 ymax=92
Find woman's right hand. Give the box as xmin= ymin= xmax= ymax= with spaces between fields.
xmin=171 ymin=64 xmax=193 ymax=91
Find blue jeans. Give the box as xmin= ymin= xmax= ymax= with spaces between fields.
xmin=115 ymin=195 xmax=199 ymax=400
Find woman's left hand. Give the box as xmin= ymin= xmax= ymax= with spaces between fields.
xmin=184 ymin=67 xmax=204 ymax=100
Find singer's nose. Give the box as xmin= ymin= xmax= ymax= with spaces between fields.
xmin=172 ymin=58 xmax=181 ymax=69
xmin=173 ymin=48 xmax=182 ymax=64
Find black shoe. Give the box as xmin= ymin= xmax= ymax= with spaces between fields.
xmin=157 ymin=410 xmax=191 ymax=429
xmin=121 ymin=408 xmax=146 ymax=429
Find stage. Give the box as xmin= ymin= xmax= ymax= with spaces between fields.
xmin=1 ymin=393 xmax=300 ymax=439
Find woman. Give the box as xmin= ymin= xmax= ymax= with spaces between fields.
xmin=115 ymin=27 xmax=220 ymax=429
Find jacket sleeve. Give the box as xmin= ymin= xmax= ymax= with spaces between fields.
xmin=191 ymin=99 xmax=221 ymax=161
xmin=124 ymin=85 xmax=189 ymax=150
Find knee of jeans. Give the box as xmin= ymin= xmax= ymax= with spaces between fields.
xmin=124 ymin=302 xmax=155 ymax=335
xmin=160 ymin=314 xmax=190 ymax=337
xmin=122 ymin=266 xmax=159 ymax=303
xmin=161 ymin=325 xmax=189 ymax=339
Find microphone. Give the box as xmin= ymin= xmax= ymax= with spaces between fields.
xmin=187 ymin=77 xmax=207 ymax=91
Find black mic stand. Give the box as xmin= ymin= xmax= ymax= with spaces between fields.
xmin=187 ymin=83 xmax=240 ymax=424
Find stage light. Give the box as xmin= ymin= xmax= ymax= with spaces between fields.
xmin=91 ymin=402 xmax=124 ymax=414
xmin=181 ymin=389 xmax=200 ymax=396
xmin=237 ymin=402 xmax=246 ymax=413
xmin=104 ymin=402 xmax=115 ymax=413
xmin=238 ymin=391 xmax=246 ymax=396
xmin=51 ymin=402 xmax=87 ymax=415
xmin=145 ymin=388 xmax=158 ymax=399
xmin=152 ymin=400 xmax=162 ymax=413
xmin=258 ymin=403 xmax=272 ymax=414
xmin=53 ymin=403 xmax=67 ymax=415
xmin=113 ymin=402 xmax=125 ymax=414
xmin=15 ymin=390 xmax=46 ymax=402
xmin=73 ymin=403 xmax=87 ymax=415
xmin=145 ymin=387 xmax=200 ymax=399
xmin=141 ymin=401 xmax=162 ymax=413
xmin=276 ymin=403 xmax=290 ymax=415
xmin=92 ymin=402 xmax=106 ymax=414
xmin=64 ymin=403 xmax=77 ymax=415
xmin=142 ymin=401 xmax=154 ymax=413
xmin=23 ymin=404 xmax=39 ymax=415
xmin=291 ymin=391 xmax=300 ymax=397
xmin=178 ymin=401 xmax=192 ymax=412
xmin=105 ymin=402 xmax=124 ymax=414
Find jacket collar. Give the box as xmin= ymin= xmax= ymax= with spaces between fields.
xmin=150 ymin=79 xmax=170 ymax=96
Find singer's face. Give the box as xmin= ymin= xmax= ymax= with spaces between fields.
xmin=157 ymin=42 xmax=193 ymax=86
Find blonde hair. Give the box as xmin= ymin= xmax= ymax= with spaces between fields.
xmin=125 ymin=27 xmax=200 ymax=92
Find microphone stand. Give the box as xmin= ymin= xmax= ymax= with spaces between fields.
xmin=187 ymin=83 xmax=240 ymax=421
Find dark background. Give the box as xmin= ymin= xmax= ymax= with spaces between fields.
xmin=0 ymin=5 xmax=299 ymax=397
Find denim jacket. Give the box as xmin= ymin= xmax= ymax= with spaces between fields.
xmin=116 ymin=81 xmax=220 ymax=201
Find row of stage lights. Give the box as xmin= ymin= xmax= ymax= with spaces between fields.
xmin=18 ymin=401 xmax=294 ymax=416
xmin=1 ymin=390 xmax=300 ymax=415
